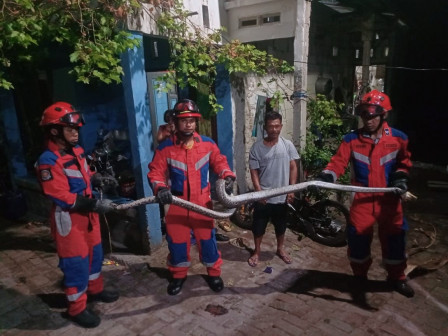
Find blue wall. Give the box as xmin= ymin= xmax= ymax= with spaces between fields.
xmin=215 ymin=66 xmax=234 ymax=170
xmin=121 ymin=33 xmax=162 ymax=249
xmin=0 ymin=90 xmax=28 ymax=180
xmin=51 ymin=68 xmax=128 ymax=154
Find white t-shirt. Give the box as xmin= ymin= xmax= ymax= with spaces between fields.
xmin=249 ymin=137 xmax=300 ymax=204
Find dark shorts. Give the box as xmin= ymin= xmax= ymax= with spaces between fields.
xmin=252 ymin=202 xmax=288 ymax=238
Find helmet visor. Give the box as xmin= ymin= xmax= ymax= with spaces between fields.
xmin=356 ymin=105 xmax=384 ymax=118
xmin=175 ymin=101 xmax=198 ymax=113
xmin=60 ymin=112 xmax=85 ymax=126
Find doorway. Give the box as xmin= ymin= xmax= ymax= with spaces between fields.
xmin=146 ymin=72 xmax=178 ymax=145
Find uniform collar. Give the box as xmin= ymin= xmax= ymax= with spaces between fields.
xmin=360 ymin=121 xmax=390 ymax=140
xmin=46 ymin=140 xmax=79 ymax=156
xmin=174 ymin=132 xmax=201 ymax=146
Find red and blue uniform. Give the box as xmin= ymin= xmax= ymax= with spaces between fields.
xmin=323 ymin=122 xmax=412 ymax=280
xmin=36 ymin=140 xmax=104 ymax=316
xmin=148 ymin=132 xmax=235 ymax=279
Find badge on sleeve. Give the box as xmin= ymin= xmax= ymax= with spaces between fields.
xmin=40 ymin=169 xmax=53 ymax=181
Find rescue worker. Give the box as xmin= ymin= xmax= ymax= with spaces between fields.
xmin=147 ymin=99 xmax=236 ymax=295
xmin=155 ymin=108 xmax=230 ymax=241
xmin=314 ymin=90 xmax=414 ymax=298
xmin=36 ymin=102 xmax=119 ymax=328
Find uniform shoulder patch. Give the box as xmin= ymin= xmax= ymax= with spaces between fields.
xmin=40 ymin=169 xmax=53 ymax=181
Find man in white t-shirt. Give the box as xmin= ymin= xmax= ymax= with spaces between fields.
xmin=248 ymin=112 xmax=300 ymax=267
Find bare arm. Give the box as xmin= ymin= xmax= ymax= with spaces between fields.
xmin=287 ymin=160 xmax=298 ymax=203
xmin=250 ymin=168 xmax=267 ymax=204
xmin=156 ymin=125 xmax=167 ymax=143
xmin=289 ymin=160 xmax=298 ymax=185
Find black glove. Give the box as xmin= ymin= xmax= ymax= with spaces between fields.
xmin=316 ymin=172 xmax=334 ymax=183
xmin=224 ymin=176 xmax=235 ymax=195
xmin=93 ymin=199 xmax=116 ymax=214
xmin=72 ymin=195 xmax=115 ymax=214
xmin=157 ymin=187 xmax=173 ymax=205
xmin=389 ymin=171 xmax=409 ymax=195
xmin=72 ymin=195 xmax=97 ymax=212
xmin=308 ymin=172 xmax=334 ymax=194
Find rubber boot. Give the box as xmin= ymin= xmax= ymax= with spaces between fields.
xmin=207 ymin=276 xmax=224 ymax=292
xmin=70 ymin=308 xmax=101 ymax=328
xmin=167 ymin=277 xmax=186 ymax=296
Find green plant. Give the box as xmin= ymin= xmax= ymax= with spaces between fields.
xmin=0 ymin=0 xmax=150 ymax=88
xmin=156 ymin=0 xmax=294 ymax=115
xmin=301 ymin=94 xmax=350 ymax=181
xmin=1 ymin=0 xmax=294 ymax=113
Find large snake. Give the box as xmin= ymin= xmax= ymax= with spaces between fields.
xmin=113 ymin=181 xmax=400 ymax=219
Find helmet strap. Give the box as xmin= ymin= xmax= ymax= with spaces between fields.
xmin=50 ymin=125 xmax=77 ymax=149
xmin=371 ymin=115 xmax=385 ymax=134
xmin=177 ymin=130 xmax=194 ymax=140
xmin=175 ymin=117 xmax=197 ymax=139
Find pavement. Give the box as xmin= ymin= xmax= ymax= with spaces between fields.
xmin=1 ymin=166 xmax=448 ymax=335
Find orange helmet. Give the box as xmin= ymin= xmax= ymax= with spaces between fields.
xmin=173 ymin=99 xmax=201 ymax=119
xmin=355 ymin=90 xmax=392 ymax=117
xmin=40 ymin=102 xmax=85 ymax=127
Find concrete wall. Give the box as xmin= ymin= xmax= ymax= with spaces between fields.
xmin=183 ymin=0 xmax=222 ymax=31
xmin=223 ymin=0 xmax=296 ymax=42
xmin=231 ymin=72 xmax=294 ymax=193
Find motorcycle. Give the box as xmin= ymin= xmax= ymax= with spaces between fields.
xmin=88 ymin=129 xmax=135 ymax=199
xmin=231 ymin=190 xmax=349 ymax=247
xmin=88 ymin=129 xmax=143 ymax=253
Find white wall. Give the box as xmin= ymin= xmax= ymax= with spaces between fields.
xmin=183 ymin=0 xmax=222 ymax=31
xmin=127 ymin=0 xmax=221 ymax=36
xmin=232 ymin=72 xmax=294 ymax=192
xmin=223 ymin=0 xmax=296 ymax=42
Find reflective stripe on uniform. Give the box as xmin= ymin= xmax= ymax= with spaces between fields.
xmin=89 ymin=271 xmax=101 ymax=281
xmin=63 ymin=169 xmax=83 ymax=178
xmin=167 ymin=158 xmax=188 ymax=171
xmin=195 ymin=152 xmax=211 ymax=170
xmin=380 ymin=150 xmax=398 ymax=166
xmin=67 ymin=287 xmax=87 ymax=302
xmin=352 ymin=151 xmax=370 ymax=165
xmin=167 ymin=260 xmax=191 ymax=267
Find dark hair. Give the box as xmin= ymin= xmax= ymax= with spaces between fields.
xmin=264 ymin=111 xmax=282 ymax=125
xmin=163 ymin=109 xmax=175 ymax=123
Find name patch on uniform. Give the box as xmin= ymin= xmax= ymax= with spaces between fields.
xmin=385 ymin=144 xmax=398 ymax=148
xmin=40 ymin=169 xmax=53 ymax=181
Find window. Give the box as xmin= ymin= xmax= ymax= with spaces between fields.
xmin=239 ymin=17 xmax=258 ymax=28
xmin=261 ymin=13 xmax=280 ymax=24
xmin=239 ymin=13 xmax=281 ymax=28
xmin=202 ymin=5 xmax=210 ymax=28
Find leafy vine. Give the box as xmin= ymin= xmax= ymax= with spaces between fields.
xmin=0 ymin=0 xmax=293 ymax=114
